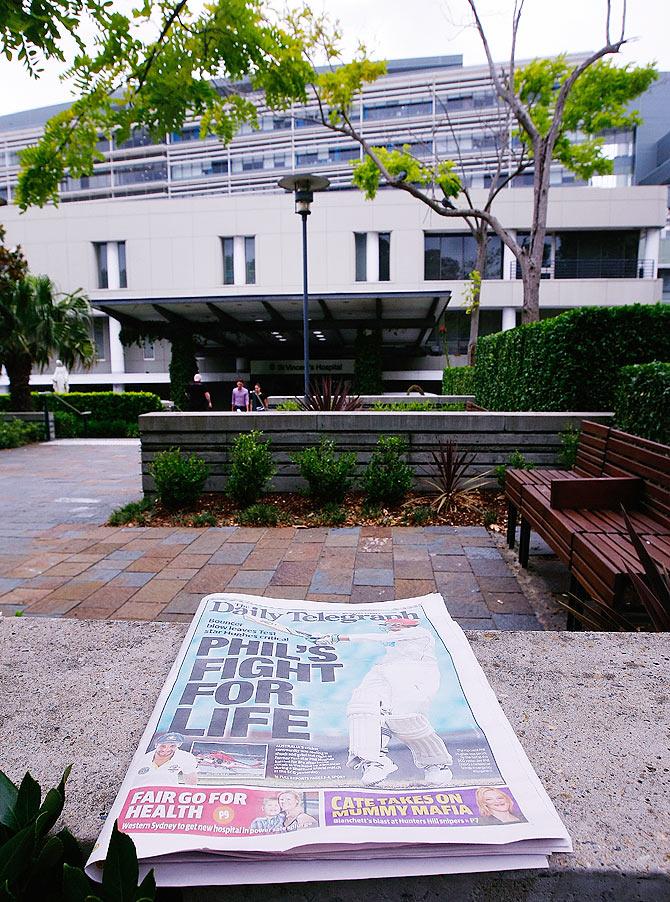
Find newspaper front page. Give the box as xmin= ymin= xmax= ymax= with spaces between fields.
xmin=86 ymin=593 xmax=571 ymax=885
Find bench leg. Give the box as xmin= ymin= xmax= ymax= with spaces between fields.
xmin=567 ymin=574 xmax=589 ymax=631
xmin=518 ymin=518 xmax=531 ymax=568
xmin=506 ymin=502 xmax=518 ymax=549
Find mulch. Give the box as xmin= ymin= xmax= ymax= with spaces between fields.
xmin=114 ymin=489 xmax=509 ymax=531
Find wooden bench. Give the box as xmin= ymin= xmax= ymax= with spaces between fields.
xmin=505 ymin=420 xmax=670 ymax=617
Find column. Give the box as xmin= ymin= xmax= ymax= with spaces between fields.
xmin=502 ymin=308 xmax=517 ymax=331
xmin=502 ymin=230 xmax=517 ymax=281
xmin=108 ymin=315 xmax=126 ymax=393
xmin=366 ymin=232 xmax=380 ymax=282
xmin=107 ymin=241 xmax=120 ymax=289
xmin=642 ymin=228 xmax=660 ymax=279
xmin=233 ymin=235 xmax=246 ymax=286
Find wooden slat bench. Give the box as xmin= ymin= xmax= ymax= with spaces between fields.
xmin=505 ymin=420 xmax=670 ymax=618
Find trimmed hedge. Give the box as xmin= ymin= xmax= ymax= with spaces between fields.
xmin=614 ymin=362 xmax=670 ymax=445
xmin=474 ymin=305 xmax=670 ymax=411
xmin=442 ymin=366 xmax=474 ymax=395
xmin=0 ymin=391 xmax=162 ymax=437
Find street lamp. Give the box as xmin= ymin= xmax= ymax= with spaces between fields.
xmin=278 ymin=173 xmax=330 ymax=400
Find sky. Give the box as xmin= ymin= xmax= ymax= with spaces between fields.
xmin=0 ymin=0 xmax=667 ymax=117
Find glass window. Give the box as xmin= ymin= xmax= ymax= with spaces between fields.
xmin=553 ymin=230 xmax=639 ymax=278
xmin=92 ymin=318 xmax=106 ymax=359
xmin=245 ymin=236 xmax=256 ymax=285
xmin=379 ymin=232 xmax=390 ymax=282
xmin=355 ymin=233 xmax=367 ymax=282
xmin=117 ymin=241 xmax=127 ymax=288
xmin=222 ymin=237 xmax=234 ymax=285
xmin=94 ymin=242 xmax=108 ymax=289
xmin=142 ymin=338 xmax=155 ymax=361
xmin=424 ymin=233 xmax=502 ymax=280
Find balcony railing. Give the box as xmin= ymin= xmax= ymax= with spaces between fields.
xmin=509 ymin=258 xmax=655 ymax=280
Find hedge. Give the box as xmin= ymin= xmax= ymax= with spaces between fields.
xmin=442 ymin=366 xmax=474 ymax=395
xmin=0 ymin=391 xmax=162 ymax=437
xmin=474 ymin=304 xmax=670 ymax=411
xmin=614 ymin=362 xmax=670 ymax=445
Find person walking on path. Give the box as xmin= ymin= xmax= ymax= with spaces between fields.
xmin=250 ymin=383 xmax=268 ymax=411
xmin=186 ymin=373 xmax=212 ymax=411
xmin=232 ymin=379 xmax=250 ymax=412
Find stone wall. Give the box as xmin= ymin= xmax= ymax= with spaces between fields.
xmin=139 ymin=411 xmax=613 ymax=495
xmin=2 ymin=410 xmax=55 ymax=440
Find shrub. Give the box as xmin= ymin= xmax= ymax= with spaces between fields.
xmin=442 ymin=366 xmax=474 ymax=395
xmin=424 ymin=440 xmax=491 ymax=514
xmin=319 ymin=502 xmax=347 ymax=526
xmin=494 ymin=450 xmax=534 ymax=489
xmin=295 ymin=377 xmax=362 ymax=411
xmin=190 ymin=511 xmax=218 ymax=527
xmin=150 ymin=448 xmax=210 ymax=510
xmin=614 ymin=362 xmax=670 ymax=445
xmin=291 ymin=438 xmax=357 ymax=504
xmin=483 ymin=509 xmax=498 ymax=528
xmin=226 ymin=430 xmax=276 ymax=508
xmin=108 ymin=498 xmax=153 ymax=526
xmin=276 ymin=399 xmax=301 ymax=411
xmin=238 ymin=503 xmax=279 ymax=526
xmin=407 ymin=505 xmax=432 ymax=525
xmin=558 ymin=425 xmax=580 ymax=469
xmin=0 ymin=417 xmax=41 ymax=448
xmin=474 ymin=304 xmax=670 ymax=411
xmin=362 ymin=436 xmax=414 ymax=506
xmin=371 ymin=401 xmax=466 ymax=411
xmin=54 ymin=410 xmax=81 ymax=437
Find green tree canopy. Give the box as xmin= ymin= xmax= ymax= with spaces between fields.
xmin=0 ymin=274 xmax=95 ymax=409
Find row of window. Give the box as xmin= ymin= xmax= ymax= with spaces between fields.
xmin=92 ymin=230 xmax=643 ymax=290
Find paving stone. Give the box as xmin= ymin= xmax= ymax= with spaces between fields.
xmin=476 ymin=576 xmax=523 ymax=592
xmin=83 ymin=567 xmax=123 ymax=582
xmin=39 ymin=581 xmax=104 ymax=601
xmin=454 ymin=617 xmax=494 ymax=629
xmin=305 ymin=594 xmax=351 ymax=603
xmin=184 ymin=566 xmax=237 ymax=593
xmin=353 ymin=568 xmax=394 ymax=587
xmin=318 ymin=549 xmax=357 ymax=570
xmin=82 ymin=586 xmax=138 ymax=607
xmin=160 ymin=531 xmax=200 ymax=545
xmin=130 ymin=579 xmax=186 ymax=604
xmin=153 ymin=568 xmax=199 ymax=581
xmin=456 ymin=527 xmax=490 ymax=537
xmin=255 ymin=528 xmax=296 ymax=547
xmin=0 ymin=578 xmax=24 ymax=595
xmin=0 ymin=587 xmax=51 ymax=605
xmin=0 ymin=603 xmax=27 ymax=616
xmin=295 ymin=528 xmax=328 ymax=543
xmin=484 ymin=592 xmax=534 ymax=614
xmin=227 ymin=528 xmax=267 ymax=542
xmin=360 ymin=526 xmax=392 ymax=538
xmin=359 ymin=536 xmax=392 ymax=552
xmin=124 ymin=557 xmax=167 ymax=573
xmin=430 ymin=555 xmax=471 ymax=573
xmin=393 ymin=560 xmax=434 ymax=580
xmin=492 ymin=613 xmax=543 ymax=630
xmin=169 ymin=553 xmax=214 ymax=569
xmin=464 ymin=546 xmax=503 ymax=560
xmin=270 ymin=562 xmax=316 ymax=586
xmin=64 ymin=552 xmax=107 ymax=564
xmin=110 ymin=571 xmax=154 ymax=588
xmin=263 ymin=586 xmax=308 ymax=600
xmin=227 ymin=570 xmax=274 ymax=590
xmin=112 ymin=601 xmax=167 ymax=621
xmin=24 ymin=596 xmax=81 ymax=615
xmin=242 ymin=551 xmax=285 ymax=569
xmin=444 ymin=598 xmax=490 ymax=618
xmin=325 ymin=528 xmax=361 ymax=546
xmin=209 ymin=544 xmax=254 ymax=565
xmin=469 ymin=559 xmax=514 ymax=577
xmin=350 ymin=586 xmax=396 ymax=604
xmin=65 ymin=604 xmax=118 ymax=619
xmin=155 ymin=612 xmax=194 ymax=623
xmin=309 ymin=572 xmax=353 ymax=595
xmin=282 ymin=544 xmax=322 ymax=561
xmin=392 ymin=529 xmax=428 ymax=545
xmin=14 ymin=575 xmax=69 ymax=590
xmin=44 ymin=561 xmax=92 ymax=577
xmin=394 ymin=579 xmax=436 ymax=599
xmin=354 ymin=552 xmax=393 ymax=569
xmin=163 ymin=593 xmax=205 ymax=615
xmin=104 ymin=549 xmax=145 ymax=562
xmin=393 ymin=546 xmax=430 ymax=562
xmin=140 ymin=545 xmax=184 ymax=560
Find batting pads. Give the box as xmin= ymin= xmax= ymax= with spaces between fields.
xmin=385 ymin=713 xmax=453 ymax=768
xmin=347 ymin=701 xmax=385 ymax=764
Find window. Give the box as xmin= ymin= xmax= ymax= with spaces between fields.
xmin=245 ymin=236 xmax=256 ymax=285
xmin=142 ymin=338 xmax=155 ymax=361
xmin=92 ymin=318 xmax=106 ymax=359
xmin=355 ymin=233 xmax=367 ymax=282
xmin=94 ymin=242 xmax=108 ymax=289
xmin=118 ymin=241 xmax=127 ymax=288
xmin=379 ymin=232 xmax=390 ymax=282
xmin=424 ymin=233 xmax=503 ymax=280
xmin=222 ymin=237 xmax=234 ymax=285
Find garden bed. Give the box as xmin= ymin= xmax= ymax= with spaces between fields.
xmin=109 ymin=488 xmax=508 ymax=530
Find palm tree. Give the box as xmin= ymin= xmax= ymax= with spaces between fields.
xmin=0 ymin=274 xmax=95 ymax=410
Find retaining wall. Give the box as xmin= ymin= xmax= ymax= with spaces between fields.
xmin=138 ymin=411 xmax=613 ymax=495
xmin=1 ymin=410 xmax=55 ymax=440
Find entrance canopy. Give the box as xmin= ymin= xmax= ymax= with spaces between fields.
xmin=95 ymin=291 xmax=451 ymax=357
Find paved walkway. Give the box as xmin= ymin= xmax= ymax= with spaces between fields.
xmin=0 ymin=441 xmax=551 ymax=628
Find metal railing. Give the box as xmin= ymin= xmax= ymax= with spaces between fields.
xmin=39 ymin=393 xmax=91 ymax=440
xmin=509 ymin=258 xmax=655 ymax=280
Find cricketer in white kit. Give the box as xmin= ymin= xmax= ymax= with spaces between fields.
xmin=316 ymin=619 xmax=454 ymax=787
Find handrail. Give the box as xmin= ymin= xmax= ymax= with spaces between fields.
xmin=38 ymin=392 xmax=92 ymax=439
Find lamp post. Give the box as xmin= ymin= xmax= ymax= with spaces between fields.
xmin=278 ymin=173 xmax=330 ymax=400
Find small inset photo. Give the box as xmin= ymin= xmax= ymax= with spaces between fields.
xmin=192 ymin=741 xmax=268 ymax=782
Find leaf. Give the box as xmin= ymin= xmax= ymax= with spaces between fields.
xmin=0 ymin=774 xmax=18 ymax=833
xmin=101 ymin=823 xmax=139 ymax=902
xmin=13 ymin=773 xmax=41 ymax=831
xmin=135 ymin=867 xmax=156 ymax=901
xmin=22 ymin=835 xmax=65 ymax=899
xmin=0 ymin=825 xmax=35 ymax=887
xmin=35 ymin=765 xmax=71 ymax=838
xmin=62 ymin=863 xmax=95 ymax=902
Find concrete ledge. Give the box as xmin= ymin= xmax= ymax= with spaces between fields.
xmin=138 ymin=411 xmax=614 ymax=494
xmin=1 ymin=618 xmax=667 ymax=900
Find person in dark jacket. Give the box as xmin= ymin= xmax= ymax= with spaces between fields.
xmin=186 ymin=373 xmax=212 ymax=411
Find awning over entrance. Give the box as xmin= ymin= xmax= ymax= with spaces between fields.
xmin=94 ymin=291 xmax=451 ymax=357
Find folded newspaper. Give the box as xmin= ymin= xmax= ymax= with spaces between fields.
xmin=86 ymin=593 xmax=571 ymax=885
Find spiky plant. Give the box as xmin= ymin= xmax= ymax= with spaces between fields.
xmin=295 ymin=376 xmax=362 ymax=411
xmin=423 ymin=440 xmax=491 ymax=515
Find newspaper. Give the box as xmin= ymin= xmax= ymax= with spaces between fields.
xmin=86 ymin=593 xmax=571 ymax=885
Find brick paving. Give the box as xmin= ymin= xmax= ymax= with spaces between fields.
xmin=0 ymin=441 xmax=547 ymax=628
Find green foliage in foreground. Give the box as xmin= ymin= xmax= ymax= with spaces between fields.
xmin=291 ymin=439 xmax=357 ymax=505
xmin=362 ymin=436 xmax=414 ymax=506
xmin=371 ymin=401 xmax=465 ymax=411
xmin=494 ymin=450 xmax=535 ymax=489
xmin=474 ymin=305 xmax=670 ymax=411
xmin=558 ymin=425 xmax=581 ymax=469
xmin=150 ymin=448 xmax=210 ymax=511
xmin=108 ymin=498 xmax=154 ymax=526
xmin=442 ymin=366 xmax=474 ymax=396
xmin=226 ymin=431 xmax=276 ymax=508
xmin=0 ymin=417 xmax=41 ymax=448
xmin=614 ymin=362 xmax=670 ymax=445
xmin=238 ymin=503 xmax=279 ymax=527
